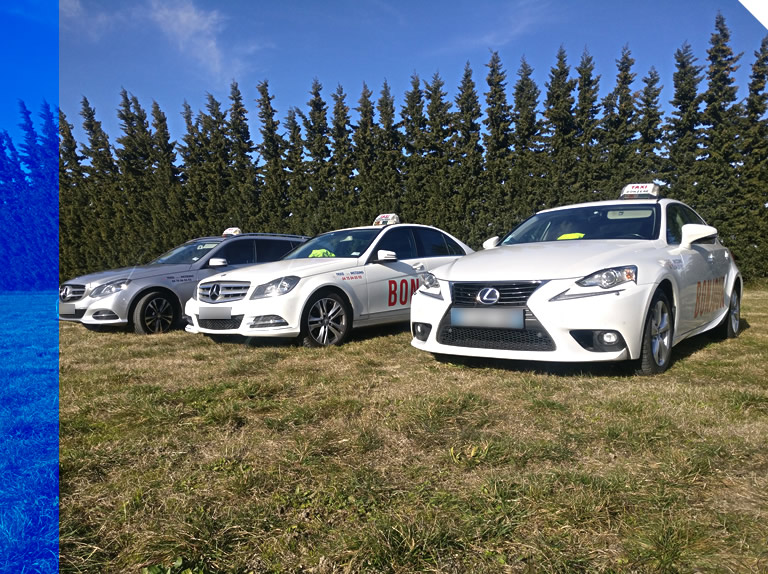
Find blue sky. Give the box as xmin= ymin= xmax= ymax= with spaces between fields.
xmin=58 ymin=0 xmax=767 ymax=148
xmin=0 ymin=1 xmax=57 ymax=145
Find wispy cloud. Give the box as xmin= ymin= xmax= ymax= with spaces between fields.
xmin=147 ymin=0 xmax=226 ymax=80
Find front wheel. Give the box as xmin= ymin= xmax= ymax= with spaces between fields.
xmin=132 ymin=291 xmax=177 ymax=335
xmin=635 ymin=290 xmax=674 ymax=376
xmin=301 ymin=291 xmax=351 ymax=347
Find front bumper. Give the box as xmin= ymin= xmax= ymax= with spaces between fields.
xmin=184 ymin=294 xmax=303 ymax=338
xmin=58 ymin=292 xmax=130 ymax=326
xmin=410 ymin=279 xmax=655 ymax=363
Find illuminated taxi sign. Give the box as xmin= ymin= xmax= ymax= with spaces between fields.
xmin=620 ymin=183 xmax=661 ymax=200
xmin=373 ymin=213 xmax=401 ymax=226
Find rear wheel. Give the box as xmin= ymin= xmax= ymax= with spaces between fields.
xmin=132 ymin=291 xmax=177 ymax=335
xmin=714 ymin=287 xmax=740 ymax=339
xmin=635 ymin=290 xmax=674 ymax=376
xmin=301 ymin=291 xmax=351 ymax=347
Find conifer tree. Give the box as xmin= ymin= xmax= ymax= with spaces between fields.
xmin=225 ymin=81 xmax=259 ymax=231
xmin=634 ymin=67 xmax=664 ymax=182
xmin=0 ymin=131 xmax=30 ymax=288
xmin=573 ymin=48 xmax=602 ymax=203
xmin=79 ymin=97 xmax=120 ymax=270
xmin=450 ymin=62 xmax=485 ymax=246
xmin=735 ymin=35 xmax=768 ymax=278
xmin=400 ymin=74 xmax=428 ymax=223
xmin=59 ymin=110 xmax=86 ymax=281
xmin=149 ymin=101 xmax=185 ymax=248
xmin=371 ymin=81 xmax=404 ymax=219
xmin=482 ymin=52 xmax=513 ymax=235
xmin=422 ymin=72 xmax=453 ymax=229
xmin=327 ymin=84 xmax=355 ymax=229
xmin=698 ymin=14 xmax=742 ymax=248
xmin=541 ymin=47 xmax=577 ymax=207
xmin=599 ymin=46 xmax=638 ymax=197
xmin=255 ymin=80 xmax=289 ymax=232
xmin=353 ymin=83 xmax=377 ymax=223
xmin=115 ymin=89 xmax=155 ymax=265
xmin=509 ymin=57 xmax=543 ymax=222
xmin=665 ymin=42 xmax=704 ymax=204
xmin=301 ymin=79 xmax=332 ymax=233
xmin=284 ymin=108 xmax=309 ymax=235
xmin=199 ymin=94 xmax=233 ymax=233
xmin=178 ymin=101 xmax=207 ymax=236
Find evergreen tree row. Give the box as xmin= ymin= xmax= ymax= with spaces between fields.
xmin=59 ymin=15 xmax=768 ymax=282
xmin=0 ymin=101 xmax=58 ymax=290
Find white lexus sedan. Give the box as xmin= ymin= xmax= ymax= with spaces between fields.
xmin=410 ymin=184 xmax=742 ymax=375
xmin=184 ymin=215 xmax=472 ymax=346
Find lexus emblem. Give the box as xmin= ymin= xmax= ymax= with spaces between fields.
xmin=476 ymin=287 xmax=500 ymax=305
xmin=209 ymin=284 xmax=221 ymax=301
xmin=60 ymin=286 xmax=72 ymax=301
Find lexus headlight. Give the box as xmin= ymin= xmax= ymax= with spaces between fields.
xmin=250 ymin=276 xmax=300 ymax=299
xmin=418 ymin=272 xmax=443 ymax=300
xmin=90 ymin=278 xmax=131 ymax=298
xmin=577 ymin=266 xmax=637 ymax=289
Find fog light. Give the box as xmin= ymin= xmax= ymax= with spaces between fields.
xmin=249 ymin=315 xmax=288 ymax=328
xmin=92 ymin=310 xmax=119 ymax=321
xmin=599 ymin=331 xmax=619 ymax=345
xmin=413 ymin=322 xmax=432 ymax=341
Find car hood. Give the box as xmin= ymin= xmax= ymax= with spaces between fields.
xmin=64 ymin=264 xmax=192 ymax=286
xmin=202 ymin=258 xmax=360 ymax=283
xmin=434 ymin=240 xmax=656 ymax=281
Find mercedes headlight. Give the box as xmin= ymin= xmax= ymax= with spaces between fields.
xmin=90 ymin=278 xmax=131 ymax=298
xmin=577 ymin=266 xmax=637 ymax=289
xmin=250 ymin=276 xmax=300 ymax=299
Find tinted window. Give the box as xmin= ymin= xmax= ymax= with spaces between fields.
xmin=150 ymin=238 xmax=223 ymax=264
xmin=414 ymin=227 xmax=464 ymax=257
xmin=375 ymin=227 xmax=418 ymax=259
xmin=666 ymin=203 xmax=707 ymax=245
xmin=256 ymin=239 xmax=294 ymax=262
xmin=216 ymin=239 xmax=256 ymax=265
xmin=284 ymin=229 xmax=381 ymax=259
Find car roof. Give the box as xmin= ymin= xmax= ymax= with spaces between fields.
xmin=186 ymin=233 xmax=310 ymax=243
xmin=538 ymin=197 xmax=681 ymax=214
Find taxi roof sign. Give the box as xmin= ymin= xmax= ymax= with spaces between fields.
xmin=373 ymin=213 xmax=400 ymax=226
xmin=620 ymin=183 xmax=661 ymax=200
xmin=222 ymin=227 xmax=242 ymax=236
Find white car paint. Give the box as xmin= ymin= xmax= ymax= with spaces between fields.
xmin=410 ymin=196 xmax=742 ymax=374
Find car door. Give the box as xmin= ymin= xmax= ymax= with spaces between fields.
xmin=667 ymin=204 xmax=725 ymax=336
xmin=365 ymin=226 xmax=423 ymax=322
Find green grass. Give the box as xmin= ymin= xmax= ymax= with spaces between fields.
xmin=59 ymin=288 xmax=768 ymax=572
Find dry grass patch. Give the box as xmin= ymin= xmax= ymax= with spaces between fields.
xmin=60 ymin=286 xmax=768 ymax=572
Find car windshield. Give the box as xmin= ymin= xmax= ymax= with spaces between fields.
xmin=149 ymin=239 xmax=223 ymax=264
xmin=283 ymin=228 xmax=382 ymax=259
xmin=501 ymin=204 xmax=661 ymax=245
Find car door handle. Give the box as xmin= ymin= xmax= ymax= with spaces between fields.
xmin=707 ymin=254 xmax=715 ymax=263
xmin=412 ymin=262 xmax=426 ymax=272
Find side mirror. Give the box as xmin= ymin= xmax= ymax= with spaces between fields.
xmin=208 ymin=257 xmax=228 ymax=267
xmin=482 ymin=236 xmax=500 ymax=250
xmin=680 ymin=224 xmax=717 ymax=249
xmin=375 ymin=249 xmax=397 ymax=262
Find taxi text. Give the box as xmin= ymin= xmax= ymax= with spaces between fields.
xmin=388 ymin=278 xmax=420 ymax=307
xmin=694 ymin=275 xmax=725 ymax=318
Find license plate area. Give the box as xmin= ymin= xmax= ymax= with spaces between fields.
xmin=59 ymin=303 xmax=76 ymax=315
xmin=199 ymin=306 xmax=232 ymax=320
xmin=450 ymin=307 xmax=524 ymax=329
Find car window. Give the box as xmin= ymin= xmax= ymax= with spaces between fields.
xmin=216 ymin=239 xmax=256 ymax=265
xmin=284 ymin=229 xmax=382 ymax=259
xmin=375 ymin=227 xmax=418 ymax=259
xmin=502 ymin=204 xmax=661 ymax=245
xmin=150 ymin=238 xmax=223 ymax=264
xmin=256 ymin=239 xmax=295 ymax=262
xmin=666 ymin=204 xmax=707 ymax=245
xmin=413 ymin=227 xmax=464 ymax=257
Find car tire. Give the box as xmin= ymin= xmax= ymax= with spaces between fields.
xmin=714 ymin=287 xmax=741 ymax=339
xmin=132 ymin=291 xmax=177 ymax=335
xmin=635 ymin=290 xmax=674 ymax=376
xmin=301 ymin=291 xmax=351 ymax=347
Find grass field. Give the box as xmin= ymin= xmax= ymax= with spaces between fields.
xmin=59 ymin=286 xmax=768 ymax=573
